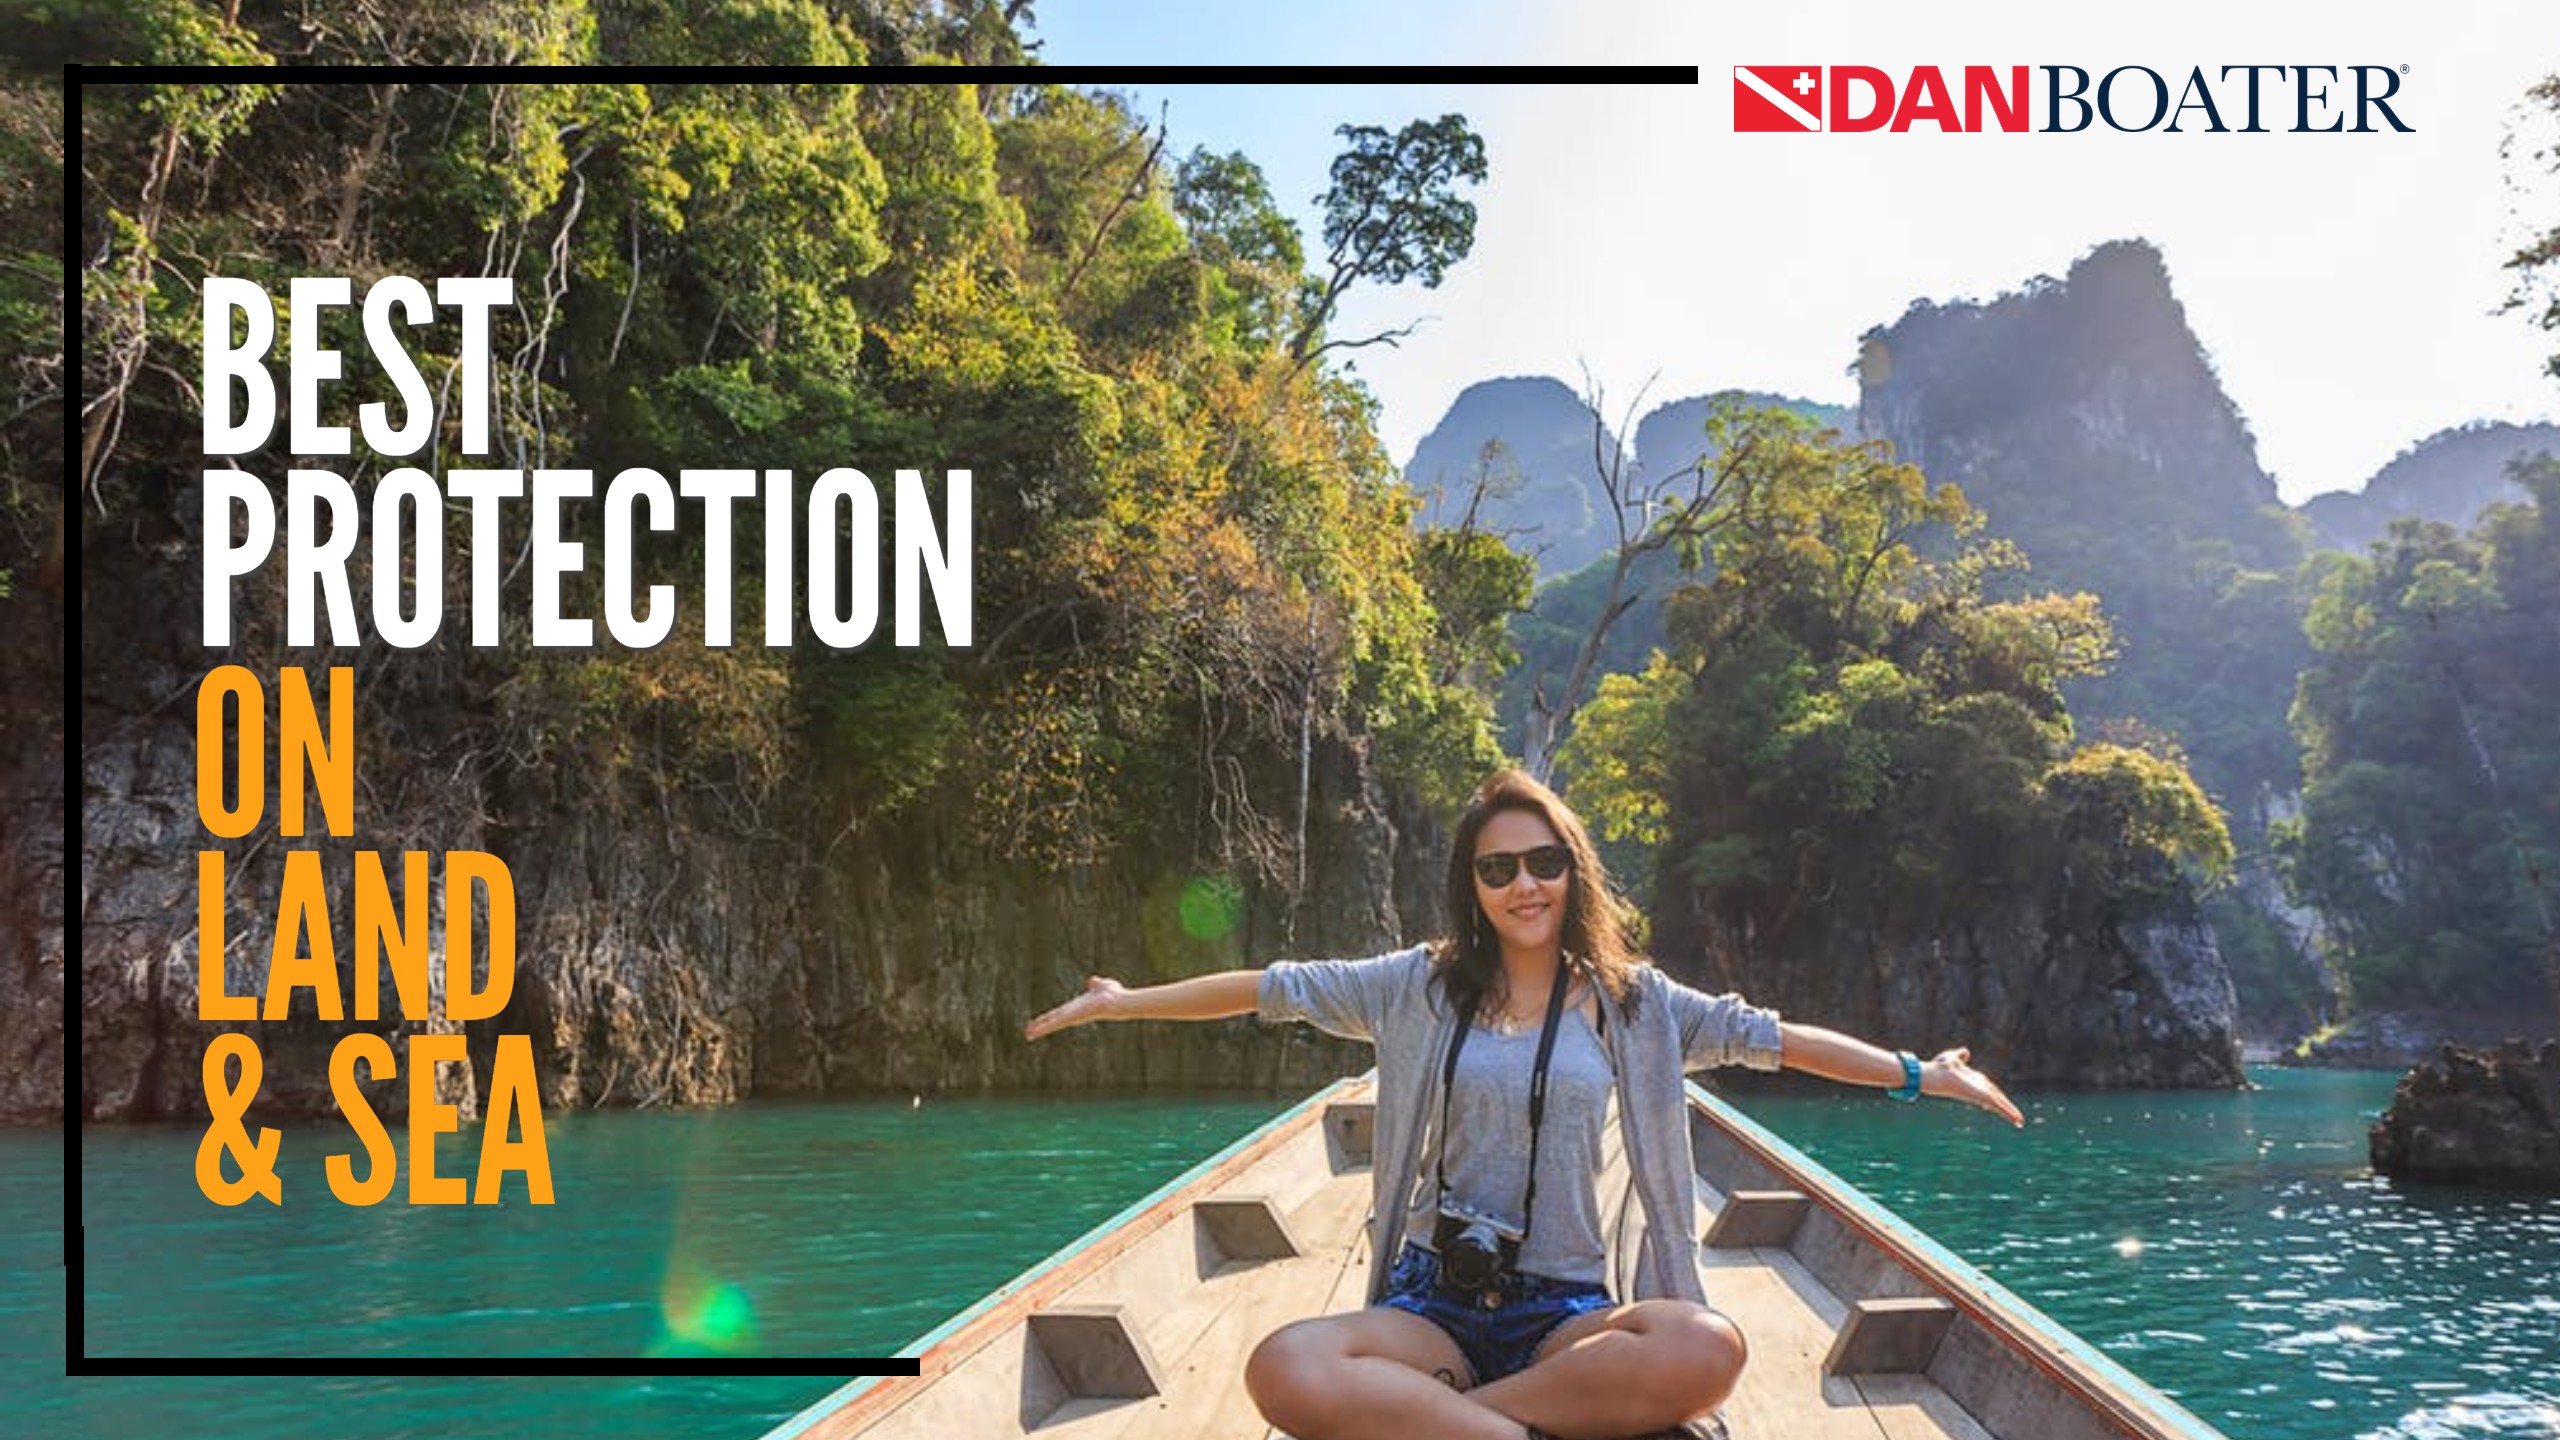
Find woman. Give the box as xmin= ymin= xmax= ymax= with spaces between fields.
xmin=1025 ymin=770 xmax=2022 ymax=1440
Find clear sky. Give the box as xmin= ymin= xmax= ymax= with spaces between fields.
xmin=1032 ymin=1 xmax=2560 ymax=503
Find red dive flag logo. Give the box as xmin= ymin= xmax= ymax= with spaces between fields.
xmin=1735 ymin=66 xmax=1824 ymax=131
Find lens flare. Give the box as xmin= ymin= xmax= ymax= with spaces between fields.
xmin=1178 ymin=874 xmax=1243 ymax=941
xmin=653 ymin=1265 xmax=761 ymax=1355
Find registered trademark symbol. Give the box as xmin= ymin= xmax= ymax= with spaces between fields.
xmin=2401 ymin=63 xmax=2410 ymax=74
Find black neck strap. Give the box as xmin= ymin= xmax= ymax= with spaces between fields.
xmin=1434 ymin=960 xmax=1573 ymax=1248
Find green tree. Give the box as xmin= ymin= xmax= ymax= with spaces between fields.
xmin=1516 ymin=393 xmax=1804 ymax=780
xmin=1287 ymin=114 xmax=1486 ymax=369
xmin=1 ymin=81 xmax=63 ymax=602
xmin=68 ymin=66 xmax=1522 ymax=1097
xmin=1554 ymin=418 xmax=2225 ymax=979
xmin=1171 ymin=148 xmax=1305 ymax=354
xmin=1555 ymin=649 xmax=1687 ymax=896
xmin=2505 ymin=72 xmax=2560 ymax=381
xmin=2048 ymin=743 xmax=2236 ymax=897
xmin=2281 ymin=467 xmax=2560 ymax=1018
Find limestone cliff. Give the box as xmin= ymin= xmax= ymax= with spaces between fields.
xmin=1852 ymin=239 xmax=2285 ymax=1056
xmin=1857 ymin=239 xmax=2307 ymax=819
xmin=1666 ymin=895 xmax=2244 ymax=1090
xmin=0 ymin=490 xmax=62 ymax=1126
xmin=1403 ymin=376 xmax=1619 ymax=584
xmin=2302 ymin=422 xmax=2560 ymax=554
xmin=51 ymin=525 xmax=1435 ymax=1127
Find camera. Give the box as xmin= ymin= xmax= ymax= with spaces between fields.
xmin=1432 ymin=1203 xmax=1525 ymax=1292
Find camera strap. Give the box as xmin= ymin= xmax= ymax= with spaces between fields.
xmin=1434 ymin=959 xmax=1573 ymax=1250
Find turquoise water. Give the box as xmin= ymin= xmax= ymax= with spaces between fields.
xmin=8 ymin=1094 xmax=1283 ymax=1438
xmin=1725 ymin=1068 xmax=2560 ymax=1440
xmin=6 ymin=1069 xmax=2556 ymax=1438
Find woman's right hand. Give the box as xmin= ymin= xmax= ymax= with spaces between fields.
xmin=1024 ymin=976 xmax=1128 ymax=1040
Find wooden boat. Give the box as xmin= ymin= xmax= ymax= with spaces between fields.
xmin=765 ymin=1075 xmax=2229 ymax=1440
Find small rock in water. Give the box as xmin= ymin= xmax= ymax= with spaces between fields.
xmin=2369 ymin=1039 xmax=2560 ymax=1188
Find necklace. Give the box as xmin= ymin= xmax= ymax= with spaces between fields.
xmin=1488 ymin=973 xmax=1574 ymax=1034
xmin=1486 ymin=951 xmax=1584 ymax=1034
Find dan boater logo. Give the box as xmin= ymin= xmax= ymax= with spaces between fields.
xmin=1730 ymin=64 xmax=2412 ymax=134
xmin=1734 ymin=66 xmax=1825 ymax=131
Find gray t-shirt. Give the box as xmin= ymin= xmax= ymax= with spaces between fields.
xmin=1257 ymin=946 xmax=1786 ymax=1306
xmin=1402 ymin=1005 xmax=1618 ymax=1284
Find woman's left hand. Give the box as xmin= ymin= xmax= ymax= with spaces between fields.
xmin=1921 ymin=1048 xmax=2024 ymax=1128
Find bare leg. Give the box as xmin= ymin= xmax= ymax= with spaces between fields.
xmin=1468 ymin=1300 xmax=1745 ymax=1439
xmin=1246 ymin=1309 xmax=1529 ymax=1440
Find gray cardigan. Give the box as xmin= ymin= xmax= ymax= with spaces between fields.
xmin=1259 ymin=945 xmax=1784 ymax=1306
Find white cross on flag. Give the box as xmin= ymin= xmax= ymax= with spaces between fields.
xmin=1735 ymin=66 xmax=1824 ymax=131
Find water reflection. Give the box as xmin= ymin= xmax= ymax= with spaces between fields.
xmin=1727 ymin=1067 xmax=2560 ymax=1440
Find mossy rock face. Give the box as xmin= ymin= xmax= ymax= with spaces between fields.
xmin=2370 ymin=1040 xmax=2560 ymax=1189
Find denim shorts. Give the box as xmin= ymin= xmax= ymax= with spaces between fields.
xmin=1377 ymin=1242 xmax=1616 ymax=1385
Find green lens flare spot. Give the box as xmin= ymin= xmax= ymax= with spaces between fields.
xmin=694 ymin=1282 xmax=757 ymax=1346
xmin=1178 ymin=874 xmax=1243 ymax=941
xmin=660 ymin=1272 xmax=761 ymax=1354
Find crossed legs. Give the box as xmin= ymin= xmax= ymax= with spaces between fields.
xmin=1245 ymin=1300 xmax=1744 ymax=1440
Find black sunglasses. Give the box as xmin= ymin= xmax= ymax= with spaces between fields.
xmin=1472 ymin=844 xmax=1572 ymax=887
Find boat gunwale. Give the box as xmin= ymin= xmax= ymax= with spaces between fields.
xmin=770 ymin=1076 xmax=2228 ymax=1440
xmin=761 ymin=1075 xmax=1367 ymax=1440
xmin=1686 ymin=1080 xmax=2227 ymax=1440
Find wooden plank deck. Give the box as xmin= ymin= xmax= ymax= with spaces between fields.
xmin=1700 ymin=1244 xmax=1987 ymax=1440
xmin=1044 ymin=1171 xmax=1369 ymax=1440
xmin=769 ymin=1078 xmax=2218 ymax=1440
xmin=1262 ymin=1180 xmax=1984 ymax=1440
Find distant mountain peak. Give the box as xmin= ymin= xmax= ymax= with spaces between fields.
xmin=1402 ymin=381 xmax=1849 ymax=581
xmin=2072 ymin=236 xmax=2176 ymax=298
xmin=1852 ymin=238 xmax=2310 ymax=851
xmin=1860 ymin=236 xmax=2280 ymax=531
xmin=2298 ymin=421 xmax=2560 ymax=552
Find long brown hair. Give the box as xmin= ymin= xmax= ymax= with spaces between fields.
xmin=1430 ymin=769 xmax=1643 ymax=1021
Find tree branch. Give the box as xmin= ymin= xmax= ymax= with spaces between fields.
xmin=1294 ymin=319 xmax=1423 ymax=367
xmin=1062 ymin=116 xmax=1168 ymax=298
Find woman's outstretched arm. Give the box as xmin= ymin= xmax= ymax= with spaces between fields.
xmin=1023 ymin=971 xmax=1265 ymax=1041
xmin=1778 ymin=1022 xmax=2026 ymax=1128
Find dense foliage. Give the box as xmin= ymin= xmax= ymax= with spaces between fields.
xmin=0 ymin=83 xmax=57 ymax=605
xmin=2279 ymin=461 xmax=2560 ymax=1015
xmin=1848 ymin=240 xmax=2338 ymax=1033
xmin=2269 ymin=72 xmax=2560 ymax=1023
xmin=1859 ymin=242 xmax=2312 ymax=835
xmin=53 ymin=37 xmax=1508 ymax=904
xmin=35 ymin=42 xmax=2560 ymax=1043
xmin=1557 ymin=412 xmax=2231 ymax=960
